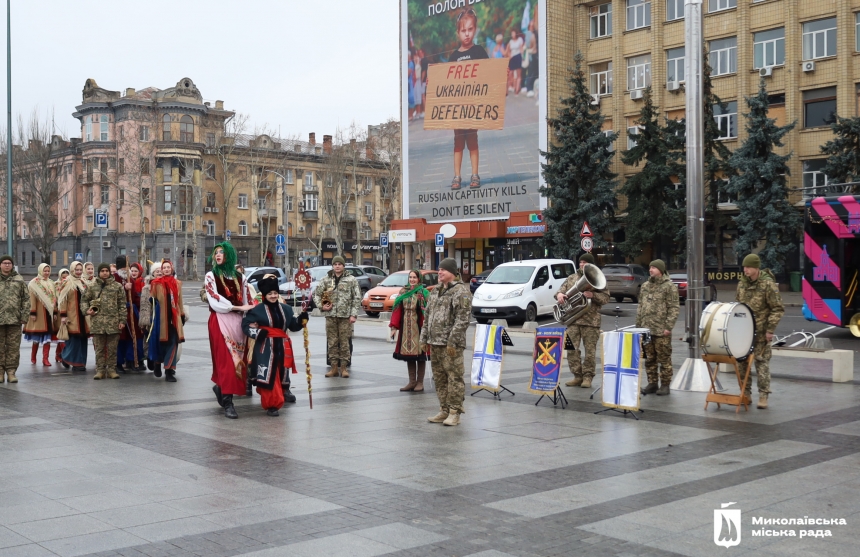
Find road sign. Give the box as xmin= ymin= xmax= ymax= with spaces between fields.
xmin=581 ymin=237 xmax=594 ymax=252
xmin=435 ymin=246 xmax=445 ymax=253
xmin=95 ymin=210 xmax=108 ymax=228
xmin=74 ymin=253 xmax=83 ymax=261
xmin=275 ymin=245 xmax=286 ymax=255
xmin=226 ymin=230 xmax=231 ymax=241
xmin=380 ymin=233 xmax=389 ymax=248
xmin=580 ymin=221 xmax=592 ymax=237
xmin=275 ymin=233 xmax=285 ymax=245
xmin=435 ymin=233 xmax=445 ymax=247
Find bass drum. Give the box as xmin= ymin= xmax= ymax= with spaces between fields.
xmin=699 ymin=302 xmax=756 ymax=359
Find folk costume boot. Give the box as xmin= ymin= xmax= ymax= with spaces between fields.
xmin=641 ymin=382 xmax=658 ymax=395
xmin=223 ymin=395 xmax=238 ymax=419
xmin=284 ymin=384 xmax=296 ymax=403
xmin=428 ymin=408 xmax=449 ymax=423
xmin=245 ymin=378 xmax=253 ymax=396
xmin=6 ymin=370 xmax=17 ymax=384
xmin=31 ymin=343 xmax=39 ymax=364
xmin=153 ymin=362 xmax=162 ymax=378
xmin=757 ymin=394 xmax=769 ymax=409
xmin=414 ymin=365 xmax=425 ymax=392
xmin=581 ymin=376 xmax=593 ymax=389
xmin=565 ymin=375 xmax=583 ymax=387
xmin=400 ymin=367 xmax=417 ymax=391
xmin=42 ymin=344 xmax=52 ymax=367
xmin=325 ymin=363 xmax=339 ymax=378
xmin=165 ymin=369 xmax=177 ymax=383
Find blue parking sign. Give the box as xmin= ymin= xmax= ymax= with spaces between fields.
xmin=380 ymin=233 xmax=389 ymax=247
xmin=435 ymin=233 xmax=444 ymax=247
xmin=95 ymin=210 xmax=108 ymax=228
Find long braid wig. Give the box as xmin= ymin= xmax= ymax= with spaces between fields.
xmin=210 ymin=242 xmax=238 ymax=278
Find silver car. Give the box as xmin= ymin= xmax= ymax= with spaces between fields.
xmin=352 ymin=265 xmax=388 ymax=287
xmin=602 ymin=264 xmax=648 ymax=303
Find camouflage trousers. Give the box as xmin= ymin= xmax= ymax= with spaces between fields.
xmin=644 ymin=336 xmax=673 ymax=384
xmin=0 ymin=324 xmax=22 ymax=374
xmin=325 ymin=317 xmax=352 ymax=367
xmin=566 ymin=325 xmax=601 ymax=379
xmin=93 ymin=334 xmax=120 ymax=376
xmin=745 ymin=338 xmax=771 ymax=395
xmin=430 ymin=345 xmax=465 ymax=414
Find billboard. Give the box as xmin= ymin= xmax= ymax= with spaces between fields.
xmin=402 ymin=0 xmax=547 ymax=223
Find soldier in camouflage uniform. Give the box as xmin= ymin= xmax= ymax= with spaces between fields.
xmin=636 ymin=259 xmax=680 ymax=396
xmin=0 ymin=255 xmax=31 ymax=383
xmin=557 ymin=253 xmax=610 ymax=389
xmin=419 ymin=258 xmax=471 ymax=426
xmin=313 ymin=256 xmax=361 ymax=378
xmin=83 ymin=263 xmax=127 ymax=380
xmin=736 ymin=253 xmax=784 ymax=409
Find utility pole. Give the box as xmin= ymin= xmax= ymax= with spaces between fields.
xmin=6 ymin=0 xmax=13 ymax=258
xmin=266 ymin=169 xmax=290 ymax=276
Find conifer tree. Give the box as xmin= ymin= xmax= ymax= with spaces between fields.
xmin=821 ymin=116 xmax=860 ymax=191
xmin=727 ymin=78 xmax=799 ymax=274
xmin=620 ymin=87 xmax=685 ymax=262
xmin=539 ymin=53 xmax=618 ymax=260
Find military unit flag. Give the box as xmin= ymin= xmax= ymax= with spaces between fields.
xmin=601 ymin=330 xmax=643 ymax=411
xmin=471 ymin=324 xmax=504 ymax=391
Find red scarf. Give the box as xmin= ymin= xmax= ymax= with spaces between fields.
xmin=152 ymin=274 xmax=181 ymax=325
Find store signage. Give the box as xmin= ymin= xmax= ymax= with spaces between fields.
xmin=322 ymin=241 xmax=381 ymax=251
xmin=389 ymin=229 xmax=417 ymax=242
xmin=506 ymin=225 xmax=546 ymax=234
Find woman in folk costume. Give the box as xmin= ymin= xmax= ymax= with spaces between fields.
xmin=149 ymin=260 xmax=186 ymax=382
xmin=242 ymin=275 xmax=309 ymax=416
xmin=388 ymin=270 xmax=430 ymax=392
xmin=205 ymin=242 xmax=254 ymax=419
xmin=139 ymin=263 xmax=161 ymax=373
xmin=24 ymin=263 xmax=58 ymax=367
xmin=83 ymin=262 xmax=96 ymax=287
xmin=58 ymin=261 xmax=90 ymax=371
xmin=118 ymin=262 xmax=145 ymax=372
xmin=54 ymin=268 xmax=69 ymax=363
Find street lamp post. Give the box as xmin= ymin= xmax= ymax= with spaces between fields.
xmin=266 ymin=169 xmax=291 ymax=276
xmin=6 ymin=0 xmax=13 ymax=259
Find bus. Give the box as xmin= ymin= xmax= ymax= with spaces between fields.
xmin=802 ymin=195 xmax=860 ymax=335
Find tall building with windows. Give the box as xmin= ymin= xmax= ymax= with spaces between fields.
xmin=549 ymin=0 xmax=860 ymax=270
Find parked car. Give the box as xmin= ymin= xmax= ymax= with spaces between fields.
xmin=361 ymin=270 xmax=439 ymax=316
xmin=469 ymin=269 xmax=493 ymax=293
xmin=669 ymin=273 xmax=718 ymax=304
xmin=602 ymin=264 xmax=649 ymax=303
xmin=280 ymin=265 xmax=371 ymax=308
xmin=244 ymin=267 xmax=288 ymax=290
xmin=352 ymin=265 xmax=388 ymax=287
xmin=471 ymin=259 xmax=575 ymax=324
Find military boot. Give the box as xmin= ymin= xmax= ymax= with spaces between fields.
xmin=93 ymin=369 xmax=106 ymax=380
xmin=443 ymin=411 xmax=460 ymax=426
xmin=428 ymin=408 xmax=449 ymax=423
xmin=641 ymin=382 xmax=658 ymax=395
xmin=656 ymin=383 xmax=670 ymax=396
xmin=757 ymin=394 xmax=768 ymax=409
xmin=325 ymin=363 xmax=339 ymax=378
xmin=6 ymin=370 xmax=17 ymax=384
xmin=340 ymin=364 xmax=350 ymax=379
xmin=565 ymin=375 xmax=583 ymax=387
xmin=0 ymin=369 xmax=5 ymax=383
xmin=107 ymin=368 xmax=121 ymax=379
xmin=581 ymin=376 xmax=592 ymax=388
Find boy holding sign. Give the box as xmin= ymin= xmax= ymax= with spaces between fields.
xmin=450 ymin=8 xmax=487 ymax=190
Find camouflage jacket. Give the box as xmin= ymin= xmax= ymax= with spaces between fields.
xmin=0 ymin=271 xmax=30 ymax=326
xmin=82 ymin=277 xmax=127 ymax=334
xmin=419 ymin=280 xmax=471 ymax=349
xmin=313 ymin=271 xmax=361 ymax=318
xmin=559 ymin=270 xmax=610 ymax=328
xmin=735 ymin=269 xmax=784 ymax=335
xmin=636 ymin=274 xmax=680 ymax=337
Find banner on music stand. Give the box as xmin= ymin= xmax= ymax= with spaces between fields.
xmin=471 ymin=324 xmax=504 ymax=392
xmin=528 ymin=326 xmax=566 ymax=395
xmin=601 ymin=331 xmax=643 ymax=411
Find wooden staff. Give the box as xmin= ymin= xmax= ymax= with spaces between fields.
xmin=302 ymin=296 xmax=313 ymax=409
xmin=125 ymin=272 xmax=139 ymax=367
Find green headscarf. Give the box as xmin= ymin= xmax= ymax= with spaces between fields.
xmin=392 ymin=271 xmax=429 ymax=310
xmin=210 ymin=242 xmax=238 ymax=277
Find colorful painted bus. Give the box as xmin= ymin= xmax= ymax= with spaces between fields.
xmin=802 ymin=195 xmax=860 ymax=335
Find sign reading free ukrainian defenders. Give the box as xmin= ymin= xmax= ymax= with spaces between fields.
xmin=402 ymin=0 xmax=547 ymax=222
xmin=528 ymin=326 xmax=565 ymax=396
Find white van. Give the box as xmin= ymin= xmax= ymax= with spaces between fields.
xmin=471 ymin=259 xmax=576 ymax=324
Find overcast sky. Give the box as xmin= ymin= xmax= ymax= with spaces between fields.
xmin=0 ymin=0 xmax=400 ymax=141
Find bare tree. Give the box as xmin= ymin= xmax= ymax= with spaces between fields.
xmin=319 ymin=126 xmax=364 ymax=260
xmin=174 ymin=157 xmax=203 ymax=279
xmin=210 ymin=114 xmax=251 ymax=235
xmin=367 ymin=119 xmax=402 ymax=270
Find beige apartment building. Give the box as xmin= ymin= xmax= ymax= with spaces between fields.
xmin=4 ymin=78 xmax=401 ymax=275
xmin=548 ymin=0 xmax=860 ymax=269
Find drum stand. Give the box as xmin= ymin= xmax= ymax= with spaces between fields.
xmin=703 ymin=354 xmax=752 ymax=413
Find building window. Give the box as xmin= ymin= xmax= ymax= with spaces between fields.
xmin=286 ymin=195 xmax=294 ymax=211
xmin=139 ymin=126 xmax=150 ymax=141
xmin=803 ymin=18 xmax=837 ymax=60
xmin=667 ymin=0 xmax=684 ymax=21
xmin=100 ymin=185 xmax=110 ymax=206
xmin=803 ymin=87 xmax=837 ymax=129
xmin=709 ymin=37 xmax=737 ymax=76
xmin=365 ymin=202 xmax=374 ymax=218
xmin=603 ymin=129 xmax=615 ymax=152
xmin=257 ymin=197 xmax=267 ymax=211
xmin=857 ymin=13 xmax=860 ymax=52
xmin=238 ymin=193 xmax=248 ymax=209
xmin=100 ymin=114 xmax=108 ymax=141
xmin=666 ymin=47 xmax=685 ymax=83
xmin=162 ymin=114 xmax=172 ymax=141
xmin=62 ymin=193 xmax=69 ymax=209
xmin=364 ymin=228 xmax=372 ymax=241
xmin=708 ymin=0 xmax=735 ymax=13
xmin=803 ymin=160 xmax=830 ymax=194
xmin=142 ymin=188 xmax=150 ymax=205
xmin=206 ymin=132 xmax=216 ymax=147
xmin=590 ymin=62 xmax=613 ymax=95
xmin=282 ymin=169 xmax=294 ymax=183
xmin=140 ymin=158 xmax=150 ymax=175
xmin=303 ymin=193 xmax=318 ymax=212
xmin=754 ymin=28 xmax=785 ymax=69
xmin=626 ymin=0 xmax=650 ymax=31
xmin=239 ymin=220 xmax=248 ymax=236
xmin=118 ymin=158 xmax=125 ymax=175
xmin=204 ymin=164 xmax=215 ymax=179
xmin=85 ymin=116 xmax=92 ymax=142
xmin=590 ymin=3 xmax=612 ymax=38
xmin=627 ymin=54 xmax=651 ymax=90
xmin=118 ymin=188 xmax=124 ymax=205
xmin=87 ymin=187 xmax=94 ymax=206
xmin=205 ymin=220 xmax=215 ymax=236
xmin=627 ymin=122 xmax=641 ymax=150
xmin=714 ymin=101 xmax=738 ymax=139
xmin=164 ymin=186 xmax=172 ymax=212
xmin=180 ymin=115 xmax=194 ymax=143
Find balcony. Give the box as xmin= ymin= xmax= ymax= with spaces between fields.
xmin=342 ymin=212 xmax=357 ymax=222
xmin=302 ymin=184 xmax=318 ymax=193
xmin=258 ymin=181 xmax=273 ymax=191
xmin=302 ymin=210 xmax=318 ymax=220
xmin=258 ymin=209 xmax=269 ymax=218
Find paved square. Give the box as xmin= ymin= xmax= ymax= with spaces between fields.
xmin=1 ymin=300 xmax=859 ymax=556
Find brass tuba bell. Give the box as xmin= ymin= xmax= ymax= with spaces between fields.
xmin=552 ymin=263 xmax=607 ymax=326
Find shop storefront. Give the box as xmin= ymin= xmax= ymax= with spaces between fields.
xmin=320 ymin=240 xmax=383 ymax=266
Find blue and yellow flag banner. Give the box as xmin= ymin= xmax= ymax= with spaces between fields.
xmin=601 ymin=331 xmax=643 ymax=411
xmin=471 ymin=324 xmax=504 ymax=391
xmin=528 ymin=326 xmax=566 ymax=395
